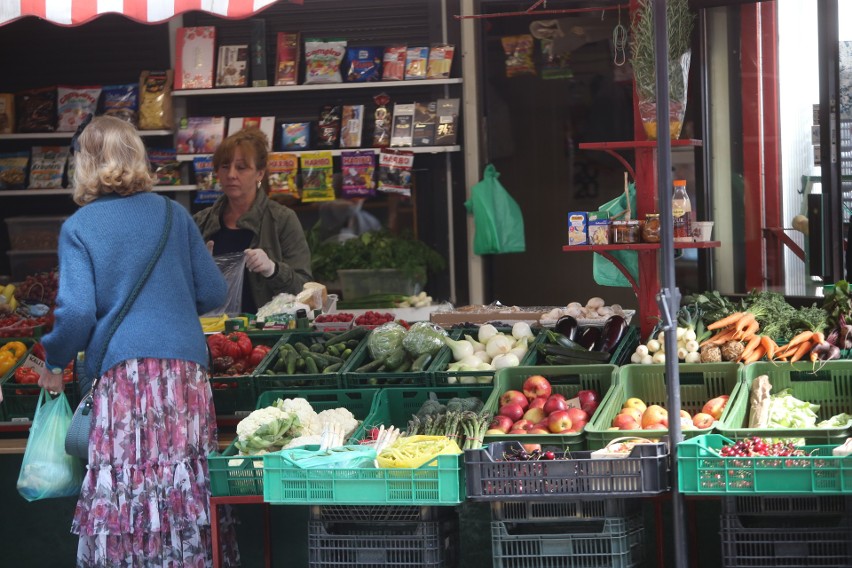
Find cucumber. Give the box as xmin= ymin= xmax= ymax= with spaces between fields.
xmin=356 ymin=356 xmax=386 ymax=373
xmin=294 ymin=342 xmax=311 ymax=355
xmin=325 ymin=326 xmax=369 ymax=346
xmin=341 ymin=348 xmax=353 ymax=360
xmin=394 ymin=359 xmax=412 ymax=373
xmin=385 ymin=346 xmax=407 ymax=370
xmin=309 ymin=343 xmax=325 ymax=353
xmin=346 ymin=339 xmax=361 ymax=350
xmin=411 ymin=353 xmax=433 ymax=372
xmin=323 ymin=362 xmax=343 ymax=374
xmin=305 ymin=355 xmax=319 ymax=374
xmin=296 ymin=357 xmax=306 ymax=371
xmin=286 ymin=351 xmax=298 ymax=374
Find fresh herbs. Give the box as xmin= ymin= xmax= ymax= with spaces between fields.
xmin=311 ymin=230 xmax=446 ymax=282
xmin=823 ymin=280 xmax=852 ymax=331
xmin=684 ymin=290 xmax=739 ymax=325
xmin=630 ymin=0 xmax=694 ymax=101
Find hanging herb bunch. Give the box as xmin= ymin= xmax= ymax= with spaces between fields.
xmin=629 ymin=0 xmax=695 ymax=103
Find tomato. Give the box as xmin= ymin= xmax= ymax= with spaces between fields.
xmin=248 ymin=345 xmax=271 ymax=368
xmin=207 ymin=333 xmax=228 ymax=359
xmin=14 ymin=366 xmax=39 ymax=385
xmin=223 ymin=332 xmax=252 ymax=360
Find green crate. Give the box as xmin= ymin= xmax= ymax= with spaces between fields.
xmin=481 ymin=365 xmax=617 ymax=451
xmin=0 ymin=338 xmax=60 ymax=422
xmin=585 ymin=363 xmax=741 ymax=450
xmin=254 ymin=332 xmax=360 ymax=393
xmin=717 ymin=361 xmax=852 ymax=444
xmin=678 ymin=434 xmax=852 ymax=495
xmin=431 ymin=327 xmax=544 ymax=387
xmin=208 ymin=388 xmax=379 ymax=497
xmin=341 ymin=331 xmax=441 ymax=388
xmin=263 ymin=446 xmax=464 ymax=505
xmin=350 ymin=385 xmax=494 ymax=443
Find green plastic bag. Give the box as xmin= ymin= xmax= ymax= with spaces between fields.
xmin=593 ymin=182 xmax=639 ymax=287
xmin=465 ymin=164 xmax=526 ymax=254
xmin=17 ymin=390 xmax=83 ymax=501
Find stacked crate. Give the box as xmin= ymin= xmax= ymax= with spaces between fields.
xmin=307 ymin=505 xmax=459 ymax=567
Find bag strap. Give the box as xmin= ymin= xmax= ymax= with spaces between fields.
xmin=88 ymin=197 xmax=173 ymax=393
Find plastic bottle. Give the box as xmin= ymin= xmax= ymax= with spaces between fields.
xmin=672 ymin=179 xmax=692 ymax=242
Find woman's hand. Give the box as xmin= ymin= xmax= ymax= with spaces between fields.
xmin=38 ymin=368 xmax=65 ymax=394
xmin=244 ymin=248 xmax=276 ymax=278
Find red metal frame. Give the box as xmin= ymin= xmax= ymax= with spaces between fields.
xmin=760 ymin=2 xmax=783 ymax=287
xmin=210 ymin=496 xmax=272 ymax=568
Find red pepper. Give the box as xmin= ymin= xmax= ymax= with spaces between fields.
xmin=207 ymin=333 xmax=228 ymax=359
xmin=14 ymin=366 xmax=40 ymax=385
xmin=248 ymin=345 xmax=271 ymax=368
xmin=223 ymin=332 xmax=253 ymax=360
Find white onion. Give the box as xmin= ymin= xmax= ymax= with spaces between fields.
xmin=464 ymin=334 xmax=486 ymax=352
xmin=478 ymin=324 xmax=499 ymax=344
xmin=512 ymin=322 xmax=534 ymax=340
xmin=492 ymin=353 xmax=520 ymax=369
xmin=474 ymin=351 xmax=492 ymax=364
xmin=485 ymin=334 xmax=513 ymax=358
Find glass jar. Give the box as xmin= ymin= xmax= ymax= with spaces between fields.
xmin=611 ymin=220 xmax=642 ymax=244
xmin=642 ymin=214 xmax=661 ymax=243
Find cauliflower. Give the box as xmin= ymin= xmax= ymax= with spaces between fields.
xmin=275 ymin=397 xmax=318 ymax=432
xmin=284 ymin=434 xmax=324 ymax=449
xmin=235 ymin=405 xmax=300 ymax=455
xmin=316 ymin=408 xmax=359 ymax=438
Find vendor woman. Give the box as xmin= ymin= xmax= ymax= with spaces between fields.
xmin=194 ymin=127 xmax=313 ymax=312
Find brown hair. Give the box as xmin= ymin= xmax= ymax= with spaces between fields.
xmin=72 ymin=116 xmax=155 ymax=206
xmin=212 ymin=127 xmax=269 ymax=173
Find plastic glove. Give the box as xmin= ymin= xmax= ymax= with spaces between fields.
xmin=244 ymin=248 xmax=276 ymax=278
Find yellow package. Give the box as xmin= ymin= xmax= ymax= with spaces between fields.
xmin=376 ymin=435 xmax=461 ymax=469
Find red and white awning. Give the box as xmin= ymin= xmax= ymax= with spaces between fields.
xmin=0 ymin=0 xmax=302 ymax=27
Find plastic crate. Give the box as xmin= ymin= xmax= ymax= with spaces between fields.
xmin=310 ymin=505 xmax=444 ymax=522
xmin=491 ymin=499 xmax=641 ymax=523
xmin=720 ymin=497 xmax=852 ymax=567
xmin=5 ymin=215 xmax=68 ymax=250
xmin=431 ymin=327 xmax=544 ymax=387
xmin=0 ymin=338 xmax=76 ymax=422
xmin=254 ymin=331 xmax=362 ymax=393
xmin=262 ymin=446 xmax=464 ymax=505
xmin=677 ymin=434 xmax=852 ymax=495
xmin=341 ymin=331 xmax=441 ymax=388
xmin=349 ymin=385 xmax=494 ymax=443
xmin=585 ymin=363 xmax=741 ymax=450
xmin=717 ymin=361 xmax=852 ymax=444
xmin=208 ymin=388 xmax=379 ymax=497
xmin=308 ymin=514 xmax=458 ymax=567
xmin=465 ymin=440 xmax=669 ymax=500
xmin=491 ymin=515 xmax=644 ymax=568
xmin=481 ymin=365 xmax=618 ymax=451
xmin=6 ymin=249 xmax=58 ymax=281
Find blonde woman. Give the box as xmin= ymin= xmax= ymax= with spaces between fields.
xmin=39 ymin=116 xmax=239 ymax=567
xmin=194 ymin=127 xmax=312 ymax=312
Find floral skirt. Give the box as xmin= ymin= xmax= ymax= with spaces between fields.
xmin=72 ymin=358 xmax=240 ymax=568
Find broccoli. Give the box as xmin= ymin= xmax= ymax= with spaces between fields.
xmin=415 ymin=399 xmax=445 ymax=419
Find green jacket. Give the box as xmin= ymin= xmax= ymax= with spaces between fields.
xmin=194 ymin=191 xmax=313 ymax=309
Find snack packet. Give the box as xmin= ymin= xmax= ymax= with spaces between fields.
xmin=427 ymin=44 xmax=455 ymax=79
xmin=0 ymin=152 xmax=29 ymax=190
xmin=280 ymin=123 xmax=311 ymax=151
xmin=0 ymin=94 xmax=14 ymax=134
xmin=101 ymin=84 xmax=139 ymax=125
xmin=377 ymin=149 xmax=414 ymax=197
xmin=316 ymin=105 xmax=341 ymax=149
xmin=148 ymin=149 xmax=182 ymax=186
xmin=275 ymin=32 xmax=300 ymax=85
xmin=340 ymin=104 xmax=364 ymax=148
xmin=16 ymin=87 xmax=57 ymax=133
xmin=382 ymin=46 xmax=407 ymax=81
xmin=29 ymin=146 xmax=69 ymax=189
xmin=346 ymin=46 xmax=382 ymax=82
xmin=304 ymin=39 xmax=347 ymax=84
xmin=138 ymin=70 xmax=174 ymax=130
xmin=372 ymin=93 xmax=392 ymax=148
xmin=299 ymin=151 xmax=335 ymax=202
xmin=502 ymin=35 xmax=537 ymax=77
xmin=57 ymin=86 xmax=101 ymax=132
xmin=404 ymin=47 xmax=429 ymax=80
xmin=341 ymin=150 xmax=376 ymax=197
xmin=193 ymin=155 xmax=221 ymax=204
xmin=267 ymin=152 xmax=300 ymax=199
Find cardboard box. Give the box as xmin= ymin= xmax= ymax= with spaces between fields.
xmin=390 ymin=103 xmax=414 ymax=147
xmin=413 ymin=101 xmax=437 ymax=146
xmin=567 ymin=211 xmax=588 ymax=245
xmin=275 ymin=32 xmax=300 ymax=86
xmin=176 ymin=116 xmax=226 ymax=154
xmin=250 ymin=19 xmax=268 ymax=87
xmin=435 ymin=98 xmax=459 ymax=145
xmin=430 ymin=307 xmax=549 ymax=326
xmin=216 ymin=45 xmax=249 ymax=88
xmin=175 ymin=26 xmax=216 ymax=90
xmin=227 ymin=117 xmax=275 ymax=149
xmin=340 ymin=105 xmax=364 ymax=148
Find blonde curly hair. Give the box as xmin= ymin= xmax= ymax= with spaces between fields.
xmin=72 ymin=116 xmax=155 ymax=206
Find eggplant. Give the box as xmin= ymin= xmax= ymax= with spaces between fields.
xmin=554 ymin=316 xmax=579 ymax=341
xmin=577 ymin=326 xmax=601 ymax=350
xmin=595 ymin=315 xmax=627 ymax=353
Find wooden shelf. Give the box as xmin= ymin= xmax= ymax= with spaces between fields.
xmin=0 ymin=130 xmax=173 ymax=141
xmin=562 ymin=241 xmax=721 ymax=252
xmin=0 ymin=185 xmax=197 ymax=197
xmin=172 ymin=78 xmax=462 ymax=97
xmin=578 ymin=139 xmax=704 ymax=151
xmin=176 ymin=145 xmax=460 ymax=162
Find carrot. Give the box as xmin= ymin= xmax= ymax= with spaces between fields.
xmin=736 ymin=320 xmax=760 ymax=341
xmin=813 ymin=331 xmax=825 ymax=345
xmin=707 ymin=312 xmax=745 ymax=331
xmin=789 ymin=340 xmax=813 ymax=363
xmin=744 ymin=345 xmax=766 ymax=364
xmin=701 ymin=328 xmax=736 ymax=347
xmin=760 ymin=335 xmax=777 ymax=360
xmin=739 ymin=335 xmax=763 ymax=361
xmin=735 ymin=313 xmax=756 ymax=333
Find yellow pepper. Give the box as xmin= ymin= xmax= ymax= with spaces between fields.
xmin=0 ymin=341 xmax=27 ymax=360
xmin=0 ymin=351 xmax=15 ymax=376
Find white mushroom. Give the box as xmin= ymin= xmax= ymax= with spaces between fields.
xmin=586 ymin=297 xmax=605 ymax=310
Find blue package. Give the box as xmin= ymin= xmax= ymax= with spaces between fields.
xmin=280 ymin=122 xmax=311 ymax=150
xmin=101 ymin=84 xmax=139 ymax=125
xmin=346 ymin=46 xmax=382 ymax=82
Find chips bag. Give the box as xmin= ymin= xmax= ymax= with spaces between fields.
xmin=341 ymin=151 xmax=376 ymax=197
xmin=101 ymin=84 xmax=139 ymax=124
xmin=138 ymin=70 xmax=174 ymax=130
xmin=148 ymin=149 xmax=182 ymax=186
xmin=267 ymin=152 xmax=300 ymax=199
xmin=29 ymin=146 xmax=69 ymax=189
xmin=16 ymin=87 xmax=57 ymax=133
xmin=502 ymin=35 xmax=537 ymax=77
xmin=405 ymin=47 xmax=429 ymax=80
xmin=382 ymin=46 xmax=407 ymax=81
xmin=299 ymin=151 xmax=335 ymax=202
xmin=280 ymin=122 xmax=311 ymax=150
xmin=193 ymin=155 xmax=221 ymax=205
xmin=427 ymin=44 xmax=455 ymax=79
xmin=377 ymin=149 xmax=414 ymax=197
xmin=346 ymin=46 xmax=382 ymax=82
xmin=304 ymin=39 xmax=347 ymax=84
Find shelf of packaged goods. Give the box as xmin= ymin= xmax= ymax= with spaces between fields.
xmin=172 ymin=78 xmax=463 ymax=97
xmin=561 ymin=241 xmax=720 ymax=252
xmin=0 ymin=185 xmax=198 ymax=197
xmin=176 ymin=145 xmax=461 ymax=162
xmin=0 ymin=130 xmax=173 ymax=140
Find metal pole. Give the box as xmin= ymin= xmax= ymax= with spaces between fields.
xmin=652 ymin=0 xmax=689 ymax=566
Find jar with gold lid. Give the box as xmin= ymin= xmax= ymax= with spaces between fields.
xmin=642 ymin=213 xmax=661 ymax=243
xmin=611 ymin=220 xmax=642 ymax=244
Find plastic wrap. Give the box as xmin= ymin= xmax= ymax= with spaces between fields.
xmin=203 ymin=252 xmax=246 ymax=316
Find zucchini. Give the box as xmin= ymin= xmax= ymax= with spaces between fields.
xmin=356 ymin=356 xmax=386 ymax=373
xmin=345 ymin=339 xmax=361 ymax=350
xmin=411 ymin=353 xmax=433 ymax=372
xmin=539 ymin=343 xmax=610 ymax=362
xmin=546 ymin=330 xmax=587 ymax=351
xmin=385 ymin=346 xmax=407 ymax=370
xmin=326 ymin=326 xmax=369 ymax=346
xmin=394 ymin=360 xmax=412 ymax=373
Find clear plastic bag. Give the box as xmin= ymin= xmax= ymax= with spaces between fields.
xmin=17 ymin=390 xmax=83 ymax=501
xmin=204 ymin=252 xmax=246 ymax=316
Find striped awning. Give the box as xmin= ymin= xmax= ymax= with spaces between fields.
xmin=0 ymin=0 xmax=302 ymax=27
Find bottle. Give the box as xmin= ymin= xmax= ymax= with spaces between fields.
xmin=672 ymin=179 xmax=692 ymax=241
xmin=295 ymin=308 xmax=309 ymax=330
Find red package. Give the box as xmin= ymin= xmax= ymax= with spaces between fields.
xmin=382 ymin=46 xmax=407 ymax=81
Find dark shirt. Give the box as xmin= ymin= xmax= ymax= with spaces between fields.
xmin=211 ymin=224 xmax=256 ymax=314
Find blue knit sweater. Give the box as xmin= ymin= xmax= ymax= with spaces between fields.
xmin=42 ymin=193 xmax=227 ymax=386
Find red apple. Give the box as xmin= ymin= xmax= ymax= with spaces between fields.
xmin=527 ymin=427 xmax=551 ymax=435
xmin=485 ymin=428 xmax=507 ymax=435
xmin=534 ymin=420 xmax=550 ymax=430
xmin=702 ymin=395 xmax=730 ymax=421
xmin=566 ymin=407 xmax=589 ymax=425
xmin=489 ymin=415 xmax=514 ymax=433
xmin=644 ymin=423 xmax=668 ymax=431
xmin=509 ymin=429 xmax=528 ymax=435
xmin=569 ymin=420 xmax=587 ymax=433
xmin=618 ymin=407 xmax=642 ymax=423
xmin=612 ymin=413 xmax=640 ymax=430
xmin=581 ymin=400 xmax=599 ymax=415
xmin=543 ymin=395 xmax=568 ymax=415
xmin=549 ymin=393 xmax=566 ymax=401
xmin=692 ymin=412 xmax=715 ymax=429
xmin=499 ymin=403 xmax=525 ymax=422
xmin=641 ymin=405 xmax=668 ymax=429
xmin=522 ymin=407 xmax=546 ymax=424
xmin=500 ymin=390 xmax=529 ymax=410
xmin=577 ymin=389 xmax=598 ymax=409
xmin=547 ymin=410 xmax=573 ymax=433
xmin=529 ymin=396 xmax=548 ymax=410
xmin=523 ymin=375 xmax=552 ymax=400
xmin=512 ymin=419 xmax=533 ymax=431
